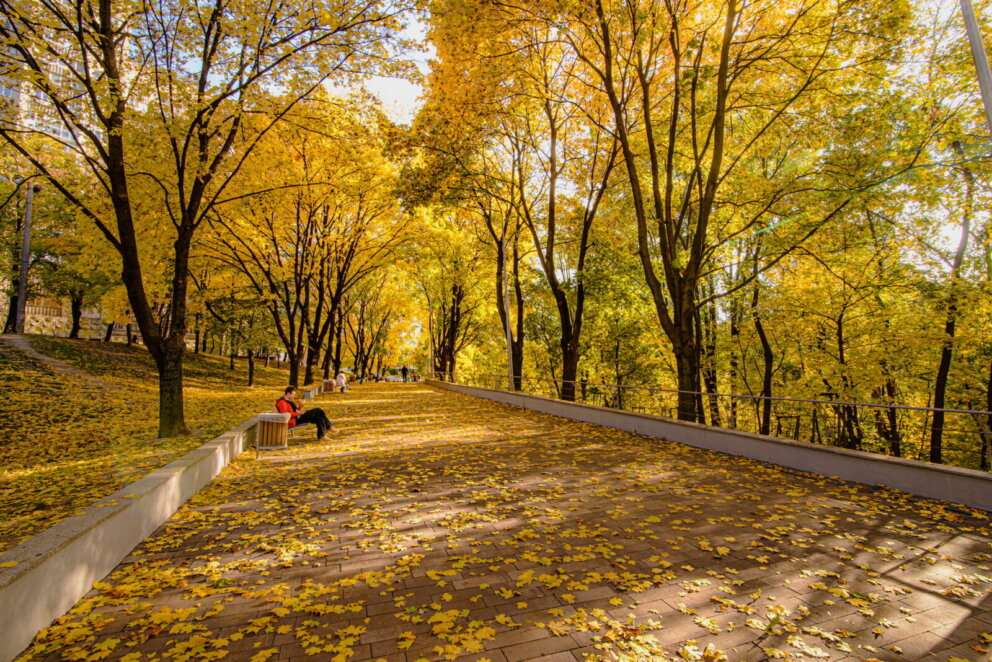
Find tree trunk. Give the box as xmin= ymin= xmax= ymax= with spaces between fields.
xmin=751 ymin=291 xmax=773 ymax=436
xmin=728 ymin=297 xmax=741 ymax=429
xmin=674 ymin=343 xmax=703 ymax=422
xmin=104 ymin=322 xmax=115 ymax=342
xmin=288 ymin=351 xmax=300 ymax=387
xmin=512 ymin=243 xmax=525 ymax=390
xmin=321 ymin=345 xmax=333 ymax=381
xmin=304 ymin=353 xmax=316 ymax=385
xmin=702 ymin=292 xmax=721 ymax=427
xmin=834 ymin=404 xmax=863 ymax=450
xmin=930 ymin=319 xmax=957 ymax=464
xmin=930 ymin=145 xmax=974 ymax=463
xmin=229 ymin=352 xmax=235 ymax=370
xmin=332 ymin=309 xmax=344 ymax=377
xmin=979 ymin=358 xmax=992 ymax=471
xmin=126 ymin=323 xmax=133 ymax=345
xmin=247 ymin=348 xmax=255 ymax=387
xmin=155 ymin=352 xmax=187 ymax=438
xmin=873 ymin=377 xmax=901 ymax=457
xmin=68 ymin=293 xmax=83 ymax=339
xmin=320 ymin=311 xmax=334 ymax=381
xmin=494 ymin=238 xmax=516 ymax=391
xmin=2 ymin=292 xmax=16 ymax=334
xmin=560 ymin=344 xmax=580 ymax=402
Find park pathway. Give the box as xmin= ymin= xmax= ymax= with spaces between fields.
xmin=0 ymin=335 xmax=120 ymax=388
xmin=18 ymin=383 xmax=992 ymax=661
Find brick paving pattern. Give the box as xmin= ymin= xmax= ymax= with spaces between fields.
xmin=16 ymin=383 xmax=992 ymax=661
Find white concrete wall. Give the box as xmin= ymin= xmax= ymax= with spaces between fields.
xmin=428 ymin=380 xmax=992 ymax=513
xmin=0 ymin=418 xmax=259 ymax=662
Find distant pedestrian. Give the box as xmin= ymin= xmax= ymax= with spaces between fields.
xmin=401 ymin=366 xmax=408 ymax=382
xmin=335 ymin=371 xmax=348 ymax=393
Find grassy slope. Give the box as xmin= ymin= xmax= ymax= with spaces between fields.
xmin=0 ymin=337 xmax=297 ymax=553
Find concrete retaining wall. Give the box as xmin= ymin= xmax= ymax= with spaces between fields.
xmin=428 ymin=380 xmax=992 ymax=513
xmin=0 ymin=418 xmax=260 ymax=662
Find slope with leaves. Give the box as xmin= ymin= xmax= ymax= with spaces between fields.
xmin=15 ymin=383 xmax=992 ymax=662
xmin=0 ymin=337 xmax=296 ymax=554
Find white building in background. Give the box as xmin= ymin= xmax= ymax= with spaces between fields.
xmin=0 ymin=34 xmax=79 ymax=144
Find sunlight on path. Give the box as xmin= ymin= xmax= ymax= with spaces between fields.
xmin=18 ymin=383 xmax=992 ymax=661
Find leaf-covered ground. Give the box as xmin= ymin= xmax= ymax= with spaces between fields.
xmin=15 ymin=383 xmax=992 ymax=661
xmin=0 ymin=336 xmax=295 ymax=553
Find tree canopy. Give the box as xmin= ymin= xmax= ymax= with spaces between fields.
xmin=1 ymin=0 xmax=990 ymax=469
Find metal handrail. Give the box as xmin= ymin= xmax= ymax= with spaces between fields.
xmin=430 ymin=371 xmax=992 ymax=471
xmin=508 ymin=376 xmax=992 ymax=417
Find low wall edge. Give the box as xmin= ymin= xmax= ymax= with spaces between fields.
xmin=0 ymin=414 xmax=262 ymax=662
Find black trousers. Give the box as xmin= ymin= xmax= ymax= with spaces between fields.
xmin=296 ymin=408 xmax=331 ymax=438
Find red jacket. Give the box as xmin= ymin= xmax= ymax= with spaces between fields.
xmin=275 ymin=397 xmax=300 ymax=427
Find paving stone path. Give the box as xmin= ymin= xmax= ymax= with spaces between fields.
xmin=17 ymin=383 xmax=992 ymax=661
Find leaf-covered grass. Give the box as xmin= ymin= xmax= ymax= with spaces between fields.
xmin=0 ymin=337 xmax=297 ymax=553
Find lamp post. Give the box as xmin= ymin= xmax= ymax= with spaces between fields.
xmin=14 ymin=178 xmax=41 ymax=334
xmin=960 ymin=0 xmax=992 ymax=134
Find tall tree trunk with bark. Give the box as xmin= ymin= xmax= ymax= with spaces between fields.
xmin=930 ymin=148 xmax=974 ymax=464
xmin=588 ymin=0 xmax=737 ymax=423
xmin=332 ymin=307 xmax=345 ymax=377
xmin=873 ymin=377 xmax=902 ymax=457
xmin=154 ymin=350 xmax=186 ymax=438
xmin=979 ymin=359 xmax=992 ymax=471
xmin=68 ymin=292 xmax=83 ymax=339
xmin=511 ymin=243 xmax=525 ymax=390
xmin=728 ymin=297 xmax=742 ymax=429
xmin=750 ymin=286 xmax=773 ymax=436
xmin=514 ymin=101 xmax=613 ymax=403
xmin=701 ymin=289 xmax=721 ymax=427
xmin=2 ymin=292 xmax=16 ymax=334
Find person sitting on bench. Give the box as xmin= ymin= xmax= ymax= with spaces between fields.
xmin=276 ymin=386 xmax=334 ymax=440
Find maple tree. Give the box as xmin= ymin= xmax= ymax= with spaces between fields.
xmin=406 ymin=208 xmax=486 ymax=381
xmin=0 ymin=0 xmax=409 ymax=435
xmin=206 ymin=95 xmax=408 ymax=386
xmin=399 ymin=0 xmax=992 ymax=468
